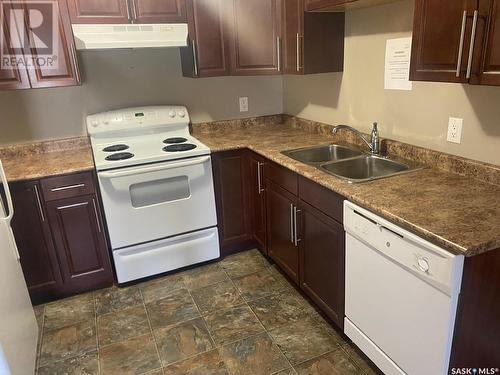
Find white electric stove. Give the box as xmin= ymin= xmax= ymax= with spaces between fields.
xmin=87 ymin=106 xmax=220 ymax=283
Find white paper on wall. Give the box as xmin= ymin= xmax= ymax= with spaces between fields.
xmin=384 ymin=37 xmax=413 ymax=91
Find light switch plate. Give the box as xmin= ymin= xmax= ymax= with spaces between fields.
xmin=239 ymin=97 xmax=249 ymax=112
xmin=447 ymin=117 xmax=463 ymax=144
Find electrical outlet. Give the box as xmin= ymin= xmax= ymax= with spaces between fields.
xmin=239 ymin=97 xmax=249 ymax=112
xmin=447 ymin=117 xmax=463 ymax=144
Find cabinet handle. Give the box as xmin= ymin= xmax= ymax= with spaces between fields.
xmin=92 ymin=199 xmax=102 ymax=233
xmin=290 ymin=203 xmax=294 ymax=243
xmin=69 ymin=42 xmax=81 ymax=84
xmin=294 ymin=206 xmax=301 ymax=246
xmin=192 ymin=39 xmax=199 ymax=77
xmin=466 ymin=10 xmax=479 ymax=79
xmin=296 ymin=33 xmax=302 ymax=72
xmin=126 ymin=0 xmax=132 ymax=22
xmin=455 ymin=10 xmax=467 ymax=77
xmin=129 ymin=0 xmax=138 ymax=23
xmin=33 ymin=185 xmax=45 ymax=222
xmin=50 ymin=183 xmax=85 ymax=192
xmin=277 ymin=36 xmax=282 ymax=72
xmin=257 ymin=162 xmax=265 ymax=194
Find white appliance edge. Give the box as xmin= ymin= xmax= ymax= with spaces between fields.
xmin=0 ymin=160 xmax=38 ymax=375
xmin=343 ymin=201 xmax=464 ymax=375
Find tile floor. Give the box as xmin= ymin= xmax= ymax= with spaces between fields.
xmin=33 ymin=249 xmax=379 ymax=375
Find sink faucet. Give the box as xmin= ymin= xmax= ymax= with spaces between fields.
xmin=332 ymin=122 xmax=380 ymax=155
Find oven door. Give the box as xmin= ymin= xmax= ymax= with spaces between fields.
xmin=98 ymin=155 xmax=217 ymax=249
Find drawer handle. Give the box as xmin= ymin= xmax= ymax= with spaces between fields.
xmin=294 ymin=206 xmax=301 ymax=247
xmin=290 ymin=203 xmax=294 ymax=243
xmin=92 ymin=199 xmax=102 ymax=233
xmin=33 ymin=185 xmax=45 ymax=222
xmin=50 ymin=183 xmax=85 ymax=192
xmin=257 ymin=162 xmax=265 ymax=194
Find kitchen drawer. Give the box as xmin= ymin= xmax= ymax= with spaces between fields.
xmin=298 ymin=176 xmax=344 ymax=224
xmin=41 ymin=172 xmax=95 ymax=201
xmin=265 ymin=162 xmax=298 ymax=196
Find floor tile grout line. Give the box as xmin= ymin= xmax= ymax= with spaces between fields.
xmin=186 ymin=286 xmax=218 ymax=349
xmin=139 ymin=289 xmax=163 ymax=372
xmin=245 ymin=292 xmax=297 ymax=374
xmin=222 ymin=252 xmax=298 ymax=374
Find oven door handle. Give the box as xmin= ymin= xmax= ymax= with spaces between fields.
xmin=98 ymin=156 xmax=211 ymax=179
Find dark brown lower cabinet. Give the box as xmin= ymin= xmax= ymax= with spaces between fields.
xmin=10 ymin=172 xmax=113 ymax=303
xmin=266 ymin=181 xmax=299 ymax=283
xmin=45 ymin=195 xmax=113 ymax=295
xmin=212 ymin=149 xmax=345 ymax=330
xmin=248 ymin=151 xmax=267 ymax=253
xmin=298 ymin=200 xmax=345 ymax=329
xmin=212 ymin=150 xmax=253 ymax=256
xmin=10 ymin=181 xmax=64 ymax=302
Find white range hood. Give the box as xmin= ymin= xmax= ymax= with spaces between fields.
xmin=72 ymin=24 xmax=188 ymax=50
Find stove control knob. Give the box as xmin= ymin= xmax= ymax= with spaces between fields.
xmin=178 ymin=110 xmax=186 ymax=118
xmin=90 ymin=120 xmax=99 ymax=128
xmin=168 ymin=110 xmax=176 ymax=118
xmin=417 ymin=257 xmax=430 ymax=273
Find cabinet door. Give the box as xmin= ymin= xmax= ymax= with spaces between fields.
xmin=212 ymin=150 xmax=253 ymax=256
xmin=10 ymin=181 xmax=63 ymax=302
xmin=266 ymin=181 xmax=299 ymax=283
xmin=299 ymin=201 xmax=345 ymax=329
xmin=181 ymin=0 xmax=231 ymax=77
xmin=133 ymin=0 xmax=186 ymax=23
xmin=19 ymin=0 xmax=81 ymax=88
xmin=230 ymin=0 xmax=282 ymax=75
xmin=283 ymin=0 xmax=303 ymax=74
xmin=0 ymin=1 xmax=30 ymax=90
xmin=410 ymin=0 xmax=478 ymax=83
xmin=248 ymin=152 xmax=267 ymax=253
xmin=471 ymin=0 xmax=500 ymax=85
xmin=45 ymin=195 xmax=113 ymax=293
xmin=67 ymin=0 xmax=130 ymax=23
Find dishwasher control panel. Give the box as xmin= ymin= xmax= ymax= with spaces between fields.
xmin=344 ymin=201 xmax=464 ymax=296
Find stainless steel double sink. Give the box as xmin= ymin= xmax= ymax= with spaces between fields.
xmin=281 ymin=144 xmax=422 ymax=183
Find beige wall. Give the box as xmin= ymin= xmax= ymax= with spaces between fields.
xmin=283 ymin=0 xmax=500 ymax=166
xmin=0 ymin=48 xmax=283 ymax=144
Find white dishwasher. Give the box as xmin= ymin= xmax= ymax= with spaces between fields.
xmin=343 ymin=201 xmax=464 ymax=375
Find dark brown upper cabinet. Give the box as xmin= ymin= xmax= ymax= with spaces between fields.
xmin=132 ymin=0 xmax=187 ymax=23
xmin=470 ymin=0 xmax=500 ymax=85
xmin=305 ymin=0 xmax=399 ymax=11
xmin=23 ymin=0 xmax=81 ymax=88
xmin=68 ymin=0 xmax=186 ymax=24
xmin=410 ymin=0 xmax=477 ymax=83
xmin=230 ymin=0 xmax=283 ymax=75
xmin=283 ymin=0 xmax=344 ymax=74
xmin=411 ymin=0 xmax=500 ymax=86
xmin=0 ymin=1 xmax=30 ymax=90
xmin=0 ymin=0 xmax=81 ymax=90
xmin=181 ymin=0 xmax=231 ymax=78
xmin=67 ymin=0 xmax=130 ymax=23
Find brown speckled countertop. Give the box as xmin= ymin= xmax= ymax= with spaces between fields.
xmin=0 ymin=137 xmax=94 ymax=182
xmin=193 ymin=122 xmax=500 ymax=257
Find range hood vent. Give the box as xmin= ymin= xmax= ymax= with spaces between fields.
xmin=72 ymin=24 xmax=188 ymax=50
